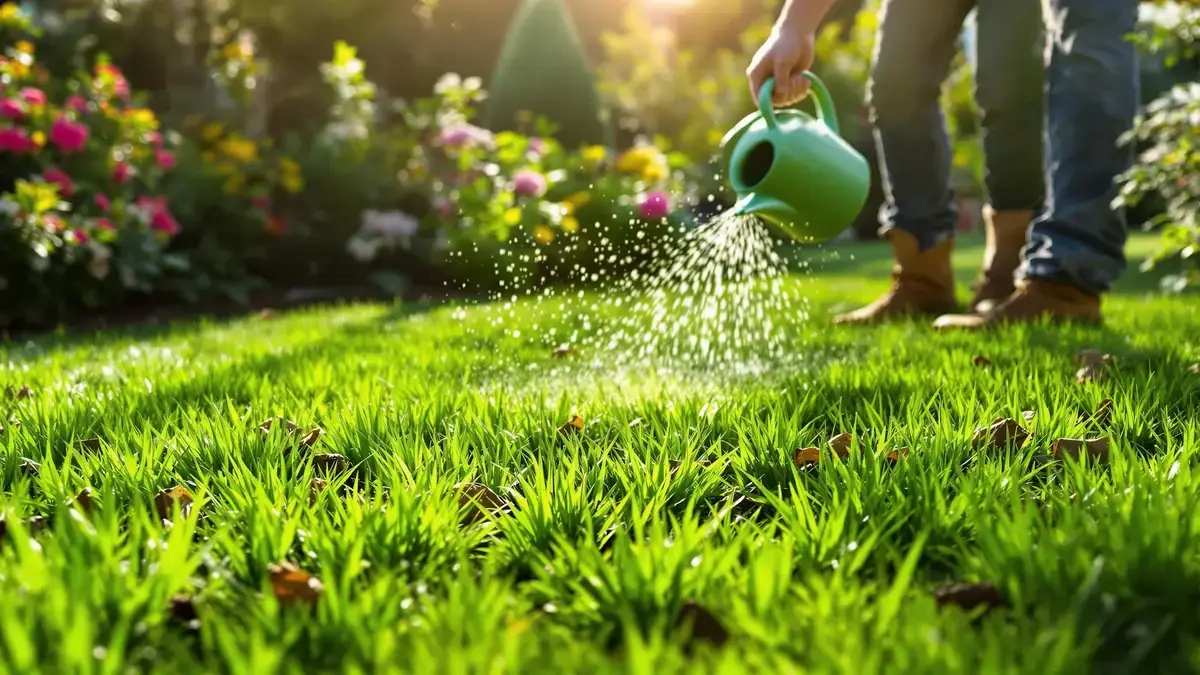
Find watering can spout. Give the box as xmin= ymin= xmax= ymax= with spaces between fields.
xmin=730 ymin=193 xmax=816 ymax=242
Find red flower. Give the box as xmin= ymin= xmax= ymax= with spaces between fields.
xmin=0 ymin=98 xmax=24 ymax=120
xmin=94 ymin=194 xmax=111 ymax=213
xmin=137 ymin=196 xmax=181 ymax=237
xmin=155 ymin=148 xmax=175 ymax=170
xmin=0 ymin=128 xmax=37 ymax=153
xmin=42 ymin=167 xmax=75 ymax=197
xmin=50 ymin=116 xmax=89 ymax=153
xmin=65 ymin=96 xmax=89 ymax=113
xmin=19 ymin=88 xmax=46 ymax=105
xmin=266 ymin=214 xmax=288 ymax=237
xmin=251 ymin=196 xmax=271 ymax=211
xmin=95 ymin=218 xmax=114 ymax=231
xmin=112 ymin=160 xmax=131 ymax=184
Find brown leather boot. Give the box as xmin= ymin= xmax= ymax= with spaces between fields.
xmin=834 ymin=230 xmax=958 ymax=325
xmin=933 ymin=279 xmax=1102 ymax=330
xmin=970 ymin=207 xmax=1033 ymax=313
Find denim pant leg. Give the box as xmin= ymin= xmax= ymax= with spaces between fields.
xmin=869 ymin=0 xmax=973 ymax=251
xmin=974 ymin=0 xmax=1046 ymax=212
xmin=1018 ymin=0 xmax=1140 ymax=294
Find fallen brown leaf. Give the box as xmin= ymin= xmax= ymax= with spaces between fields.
xmin=267 ymin=562 xmax=324 ymax=605
xmin=77 ymin=437 xmax=103 ymax=453
xmin=675 ymin=601 xmax=729 ymax=648
xmin=828 ymin=433 xmax=853 ymax=458
xmin=154 ymin=486 xmax=195 ymax=521
xmin=1076 ymin=363 xmax=1108 ymax=384
xmin=794 ymin=447 xmax=821 ymax=467
xmin=8 ymin=385 xmax=32 ymax=400
xmin=309 ymin=478 xmax=328 ymax=505
xmin=972 ymin=355 xmax=993 ymax=368
xmin=885 ymin=447 xmax=909 ymax=465
xmin=298 ymin=428 xmax=324 ymax=448
xmin=70 ymin=487 xmax=96 ymax=515
xmin=169 ymin=594 xmax=199 ymax=624
xmin=551 ymin=344 xmax=574 ymax=359
xmin=256 ymin=309 xmax=276 ymax=320
xmin=259 ymin=418 xmax=300 ymax=436
xmin=456 ymin=482 xmax=506 ymax=525
xmin=1052 ymin=437 xmax=1111 ymax=463
xmin=971 ymin=418 xmax=1030 ymax=451
xmin=312 ymin=454 xmax=349 ymax=473
xmin=934 ymin=582 xmax=1005 ymax=613
xmin=26 ymin=515 xmax=46 ymax=534
xmin=557 ymin=415 xmax=584 ymax=435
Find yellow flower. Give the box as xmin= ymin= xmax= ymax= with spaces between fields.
xmin=533 ymin=225 xmax=554 ymax=244
xmin=202 ymin=122 xmax=225 ymax=143
xmin=14 ymin=41 xmax=33 ymax=55
xmin=124 ymin=108 xmax=156 ymax=126
xmin=504 ymin=207 xmax=523 ymax=226
xmin=278 ymin=157 xmax=304 ymax=194
xmin=615 ymin=146 xmax=665 ymax=174
xmin=31 ymin=131 xmax=45 ymax=147
xmin=219 ymin=135 xmax=258 ymax=163
xmin=580 ymin=145 xmax=607 ymax=169
xmin=641 ymin=160 xmax=669 ymax=183
xmin=561 ymin=217 xmax=579 ymax=233
xmin=0 ymin=4 xmax=20 ymax=20
xmin=563 ymin=191 xmax=590 ymax=215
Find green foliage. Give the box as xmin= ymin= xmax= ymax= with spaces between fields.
xmin=1119 ymin=2 xmax=1200 ymax=293
xmin=484 ymin=0 xmax=607 ymax=148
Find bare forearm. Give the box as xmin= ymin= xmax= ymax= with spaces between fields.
xmin=777 ymin=0 xmax=838 ymax=34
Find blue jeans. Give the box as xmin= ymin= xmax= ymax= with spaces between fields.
xmin=868 ymin=0 xmax=1140 ymax=294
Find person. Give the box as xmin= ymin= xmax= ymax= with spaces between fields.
xmin=748 ymin=0 xmax=1140 ymax=328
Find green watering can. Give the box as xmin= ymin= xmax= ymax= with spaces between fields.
xmin=720 ymin=72 xmax=870 ymax=243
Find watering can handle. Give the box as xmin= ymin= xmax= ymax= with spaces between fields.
xmin=758 ymin=73 xmax=840 ymax=136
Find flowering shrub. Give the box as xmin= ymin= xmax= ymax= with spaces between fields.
xmin=0 ymin=9 xmax=185 ymax=326
xmin=341 ymin=70 xmax=699 ymax=291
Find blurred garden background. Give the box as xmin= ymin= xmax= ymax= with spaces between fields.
xmin=1 ymin=0 xmax=1197 ymax=331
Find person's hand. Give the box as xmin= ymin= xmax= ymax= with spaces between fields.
xmin=746 ymin=26 xmax=816 ymax=107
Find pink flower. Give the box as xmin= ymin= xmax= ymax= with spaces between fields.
xmin=94 ymin=194 xmax=111 ymax=213
xmin=637 ymin=190 xmax=672 ymax=221
xmin=147 ymin=131 xmax=163 ymax=147
xmin=43 ymin=214 xmax=64 ymax=232
xmin=95 ymin=218 xmax=114 ymax=231
xmin=19 ymin=88 xmax=46 ymax=105
xmin=439 ymin=123 xmax=494 ymax=149
xmin=65 ymin=96 xmax=89 ymax=113
xmin=50 ymin=116 xmax=89 ymax=153
xmin=155 ymin=148 xmax=175 ymax=170
xmin=42 ymin=167 xmax=75 ymax=197
xmin=0 ymin=99 xmax=24 ymax=120
xmin=512 ymin=169 xmax=547 ymax=198
xmin=0 ymin=128 xmax=37 ymax=153
xmin=112 ymin=161 xmax=131 ymax=184
xmin=67 ymin=229 xmax=88 ymax=244
xmin=528 ymin=137 xmax=547 ymax=157
xmin=137 ymin=196 xmax=180 ymax=237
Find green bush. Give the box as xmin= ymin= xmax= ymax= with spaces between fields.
xmin=484 ymin=0 xmax=608 ymax=148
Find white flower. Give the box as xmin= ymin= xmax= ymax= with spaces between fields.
xmin=0 ymin=197 xmax=19 ymax=216
xmin=347 ymin=235 xmax=379 ymax=263
xmin=434 ymin=73 xmax=462 ymax=95
xmin=362 ymin=210 xmax=419 ymax=240
xmin=86 ymin=241 xmax=111 ymax=280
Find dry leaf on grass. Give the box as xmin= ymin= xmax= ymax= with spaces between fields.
xmin=1076 ymin=363 xmax=1108 ymax=384
xmin=259 ymin=418 xmax=300 ymax=436
xmin=971 ymin=418 xmax=1030 ymax=451
xmin=76 ymin=437 xmax=103 ymax=453
xmin=557 ymin=415 xmax=584 ymax=436
xmin=675 ymin=601 xmax=729 ymax=648
xmin=828 ymin=433 xmax=854 ymax=458
xmin=70 ymin=487 xmax=96 ymax=515
xmin=309 ymin=478 xmax=328 ymax=505
xmin=312 ymin=454 xmax=349 ymax=473
xmin=268 ymin=562 xmax=324 ymax=605
xmin=1052 ymin=437 xmax=1111 ymax=463
xmin=885 ymin=447 xmax=909 ymax=465
xmin=456 ymin=482 xmax=507 ymax=525
xmin=934 ymin=582 xmax=1005 ymax=613
xmin=7 ymin=385 xmax=32 ymax=400
xmin=169 ymin=594 xmax=200 ymax=629
xmin=794 ymin=447 xmax=821 ymax=467
xmin=1076 ymin=349 xmax=1110 ymax=366
xmin=972 ymin=355 xmax=993 ymax=368
xmin=298 ymin=428 xmax=324 ymax=448
xmin=154 ymin=486 xmax=195 ymax=521
xmin=551 ymin=344 xmax=574 ymax=359
xmin=256 ymin=309 xmax=276 ymax=320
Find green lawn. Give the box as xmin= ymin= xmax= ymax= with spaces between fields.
xmin=2 ymin=233 xmax=1199 ymax=673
